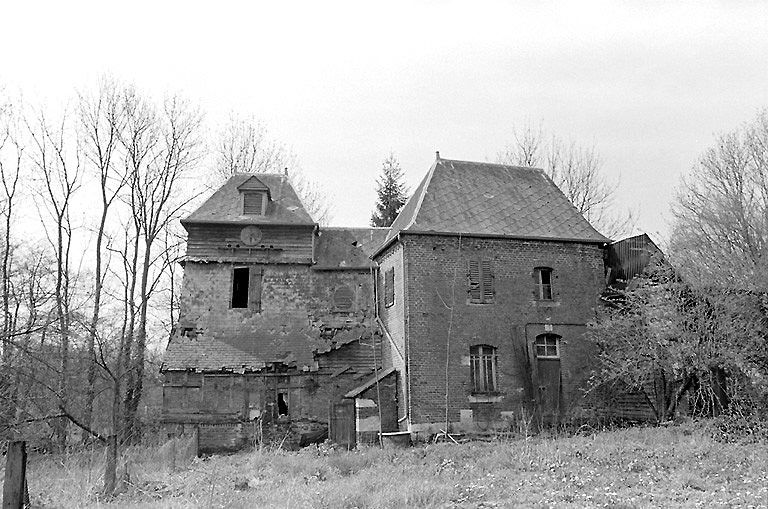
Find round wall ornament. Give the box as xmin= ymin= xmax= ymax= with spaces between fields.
xmin=240 ymin=225 xmax=263 ymax=246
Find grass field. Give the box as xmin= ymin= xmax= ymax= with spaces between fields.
xmin=16 ymin=422 xmax=768 ymax=508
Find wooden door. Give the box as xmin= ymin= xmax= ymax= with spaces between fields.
xmin=537 ymin=358 xmax=562 ymax=420
xmin=329 ymin=400 xmax=356 ymax=450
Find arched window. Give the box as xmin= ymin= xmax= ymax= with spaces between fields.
xmin=534 ymin=334 xmax=560 ymax=359
xmin=470 ymin=345 xmax=497 ymax=393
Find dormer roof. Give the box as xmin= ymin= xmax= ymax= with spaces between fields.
xmin=237 ymin=175 xmax=270 ymax=195
xmin=182 ymin=173 xmax=315 ymax=226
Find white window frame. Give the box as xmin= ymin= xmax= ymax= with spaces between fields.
xmin=534 ymin=334 xmax=560 ymax=359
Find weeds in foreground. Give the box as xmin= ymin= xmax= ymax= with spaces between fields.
xmin=8 ymin=421 xmax=768 ymax=508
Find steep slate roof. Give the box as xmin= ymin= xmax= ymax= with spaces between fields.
xmin=314 ymin=227 xmax=390 ymax=270
xmin=182 ymin=173 xmax=315 ymax=226
xmin=386 ymin=158 xmax=609 ymax=244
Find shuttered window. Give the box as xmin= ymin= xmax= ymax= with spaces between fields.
xmin=468 ymin=259 xmax=494 ymax=303
xmin=243 ymin=192 xmax=264 ymax=215
xmin=384 ymin=268 xmax=395 ymax=307
xmin=470 ymin=345 xmax=497 ymax=393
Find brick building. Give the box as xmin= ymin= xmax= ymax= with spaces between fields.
xmin=161 ymin=155 xmax=611 ymax=449
xmin=373 ymin=155 xmax=609 ymax=434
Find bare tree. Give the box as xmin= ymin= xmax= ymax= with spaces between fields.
xmin=671 ymin=109 xmax=768 ymax=289
xmin=498 ymin=123 xmax=633 ymax=239
xmin=213 ymin=113 xmax=331 ymax=224
xmin=215 ymin=113 xmax=289 ymax=179
xmin=0 ymin=99 xmax=23 ymax=368
xmin=77 ymin=77 xmax=129 ymax=434
xmin=119 ymin=90 xmax=203 ymax=441
xmin=26 ymin=108 xmax=82 ymax=450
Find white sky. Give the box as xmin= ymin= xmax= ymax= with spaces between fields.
xmin=2 ymin=0 xmax=768 ymax=243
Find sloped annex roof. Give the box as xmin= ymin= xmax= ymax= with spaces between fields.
xmin=182 ymin=173 xmax=315 ymax=226
xmin=314 ymin=227 xmax=390 ymax=270
xmin=385 ymin=157 xmax=609 ymax=245
xmin=162 ymin=323 xmax=374 ymax=372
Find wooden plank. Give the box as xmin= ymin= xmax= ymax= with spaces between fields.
xmin=3 ymin=441 xmax=28 ymax=509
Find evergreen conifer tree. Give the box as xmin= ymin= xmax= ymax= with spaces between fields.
xmin=371 ymin=153 xmax=408 ymax=227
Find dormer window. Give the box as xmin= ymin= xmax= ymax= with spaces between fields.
xmin=237 ymin=175 xmax=271 ymax=216
xmin=243 ymin=191 xmax=267 ymax=215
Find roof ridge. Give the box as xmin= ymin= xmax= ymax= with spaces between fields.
xmin=322 ymin=226 xmax=391 ymax=231
xmin=231 ymin=171 xmax=287 ymax=177
xmin=440 ymin=157 xmax=544 ymax=173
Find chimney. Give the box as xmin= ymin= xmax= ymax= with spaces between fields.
xmin=435 ymin=151 xmax=440 ymax=160
xmin=284 ymin=167 xmax=289 ymax=176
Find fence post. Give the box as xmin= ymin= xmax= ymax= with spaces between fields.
xmin=2 ymin=440 xmax=27 ymax=509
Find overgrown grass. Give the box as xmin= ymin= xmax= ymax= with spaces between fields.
xmin=9 ymin=422 xmax=768 ymax=508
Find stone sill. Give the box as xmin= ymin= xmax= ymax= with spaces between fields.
xmin=468 ymin=394 xmax=504 ymax=403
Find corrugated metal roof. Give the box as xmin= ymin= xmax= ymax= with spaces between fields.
xmin=183 ymin=173 xmax=315 ymax=226
xmin=386 ymin=157 xmax=609 ymax=244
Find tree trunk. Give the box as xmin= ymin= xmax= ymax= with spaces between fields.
xmin=103 ymin=435 xmax=117 ymax=496
xmin=54 ymin=223 xmax=69 ymax=451
xmin=84 ymin=209 xmax=108 ymax=439
xmin=124 ymin=245 xmax=151 ymax=443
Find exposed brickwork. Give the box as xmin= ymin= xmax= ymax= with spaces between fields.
xmin=383 ymin=234 xmax=605 ymax=432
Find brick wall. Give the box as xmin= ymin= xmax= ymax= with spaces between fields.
xmin=396 ymin=234 xmax=605 ymax=432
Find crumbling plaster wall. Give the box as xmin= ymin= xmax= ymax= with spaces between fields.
xmin=177 ymin=262 xmax=377 ymax=369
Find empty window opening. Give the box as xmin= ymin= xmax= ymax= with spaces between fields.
xmin=384 ymin=268 xmax=395 ymax=307
xmin=277 ymin=392 xmax=289 ymax=416
xmin=231 ymin=267 xmax=250 ymax=308
xmin=468 ymin=259 xmax=494 ymax=303
xmin=243 ymin=192 xmax=265 ymax=215
xmin=535 ymin=334 xmax=560 ymax=358
xmin=535 ymin=267 xmax=553 ymax=300
xmin=470 ymin=345 xmax=497 ymax=393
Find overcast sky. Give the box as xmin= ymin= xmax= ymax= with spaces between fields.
xmin=2 ymin=1 xmax=767 ymax=243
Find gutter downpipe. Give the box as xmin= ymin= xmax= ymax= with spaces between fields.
xmin=400 ymin=233 xmax=412 ymax=430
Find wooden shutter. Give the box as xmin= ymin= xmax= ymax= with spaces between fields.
xmin=249 ymin=266 xmax=263 ymax=312
xmin=243 ymin=192 xmax=264 ymax=215
xmin=481 ymin=260 xmax=494 ymax=302
xmin=468 ymin=260 xmax=481 ymax=302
